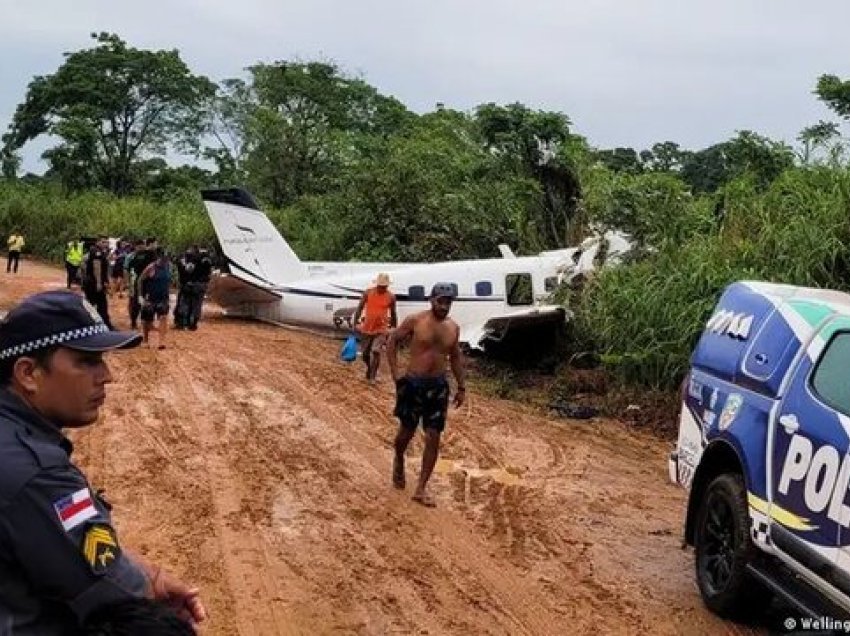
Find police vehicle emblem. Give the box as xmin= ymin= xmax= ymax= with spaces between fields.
xmin=719 ymin=393 xmax=743 ymax=431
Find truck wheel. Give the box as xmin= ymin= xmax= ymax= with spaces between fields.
xmin=695 ymin=473 xmax=771 ymax=618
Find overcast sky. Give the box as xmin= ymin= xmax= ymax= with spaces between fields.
xmin=2 ymin=0 xmax=849 ymax=173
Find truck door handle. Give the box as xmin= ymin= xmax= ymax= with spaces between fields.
xmin=779 ymin=414 xmax=800 ymax=434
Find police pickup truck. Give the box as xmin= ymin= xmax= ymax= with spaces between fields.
xmin=670 ymin=280 xmax=850 ymax=620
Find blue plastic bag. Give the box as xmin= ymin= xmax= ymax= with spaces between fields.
xmin=340 ymin=334 xmax=358 ymax=362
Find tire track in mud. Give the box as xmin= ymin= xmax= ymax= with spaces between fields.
xmin=177 ymin=338 xmax=563 ymax=635
xmin=167 ymin=351 xmax=295 ymax=636
xmin=188 ymin=329 xmax=667 ymax=633
xmin=175 ymin=319 xmax=751 ymax=635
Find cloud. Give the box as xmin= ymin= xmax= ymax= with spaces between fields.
xmin=2 ymin=0 xmax=849 ymax=172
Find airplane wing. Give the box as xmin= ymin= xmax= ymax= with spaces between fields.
xmin=207 ymin=271 xmax=281 ymax=310
xmin=463 ymin=306 xmax=569 ymax=350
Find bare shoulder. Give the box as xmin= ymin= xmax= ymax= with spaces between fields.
xmin=393 ymin=311 xmax=423 ymax=336
xmin=403 ymin=310 xmax=427 ymax=326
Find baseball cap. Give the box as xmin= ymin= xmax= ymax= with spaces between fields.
xmin=430 ymin=282 xmax=457 ymax=299
xmin=0 ymin=291 xmax=142 ymax=361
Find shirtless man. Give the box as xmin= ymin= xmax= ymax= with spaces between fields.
xmin=386 ymin=282 xmax=466 ymax=507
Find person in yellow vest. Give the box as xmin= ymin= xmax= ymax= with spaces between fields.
xmin=352 ymin=273 xmax=398 ymax=384
xmin=65 ymin=238 xmax=84 ymax=289
xmin=6 ymin=231 xmax=24 ymax=274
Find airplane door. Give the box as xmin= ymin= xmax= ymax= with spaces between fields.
xmin=770 ymin=327 xmax=850 ymax=578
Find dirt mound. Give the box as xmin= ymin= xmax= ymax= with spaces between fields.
xmin=0 ymin=259 xmax=758 ymax=635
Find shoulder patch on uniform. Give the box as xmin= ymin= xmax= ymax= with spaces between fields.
xmin=53 ymin=487 xmax=98 ymax=531
xmin=83 ymin=524 xmax=120 ymax=574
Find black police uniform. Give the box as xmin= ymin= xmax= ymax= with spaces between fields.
xmin=82 ymin=246 xmax=112 ymax=330
xmin=173 ymin=253 xmax=195 ymax=329
xmin=187 ymin=252 xmax=212 ymax=330
xmin=0 ymin=291 xmax=147 ymax=634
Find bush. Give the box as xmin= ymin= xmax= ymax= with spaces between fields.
xmin=0 ymin=181 xmax=214 ymax=260
xmin=576 ymin=167 xmax=850 ymax=389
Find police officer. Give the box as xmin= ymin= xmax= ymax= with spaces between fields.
xmin=173 ymin=248 xmax=196 ymax=330
xmin=64 ymin=239 xmax=84 ymax=289
xmin=187 ymin=248 xmax=212 ymax=331
xmin=0 ymin=291 xmax=206 ymax=634
xmin=82 ymin=236 xmax=113 ymax=330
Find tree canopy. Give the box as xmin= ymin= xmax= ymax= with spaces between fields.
xmin=2 ymin=32 xmax=214 ymax=195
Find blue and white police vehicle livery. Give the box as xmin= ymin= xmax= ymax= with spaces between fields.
xmin=670 ymin=280 xmax=850 ymax=620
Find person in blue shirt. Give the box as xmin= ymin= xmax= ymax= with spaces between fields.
xmin=139 ymin=248 xmax=172 ymax=350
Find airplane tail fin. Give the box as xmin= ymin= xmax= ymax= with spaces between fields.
xmin=201 ymin=188 xmax=308 ymax=287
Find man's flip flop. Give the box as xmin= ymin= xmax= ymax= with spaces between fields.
xmin=412 ymin=492 xmax=436 ymax=508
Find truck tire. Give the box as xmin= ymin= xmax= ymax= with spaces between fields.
xmin=694 ymin=473 xmax=771 ymax=618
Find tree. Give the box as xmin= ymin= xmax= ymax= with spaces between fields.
xmin=2 ymin=32 xmax=215 ymax=195
xmin=816 ymin=74 xmax=850 ymax=119
xmin=202 ymin=78 xmax=253 ymax=184
xmin=797 ymin=121 xmax=842 ymax=165
xmin=343 ymin=110 xmax=535 ymax=261
xmin=239 ymin=61 xmax=414 ymax=207
xmin=642 ymin=141 xmax=689 ymax=173
xmin=679 ymin=131 xmax=793 ymax=193
xmin=474 ymin=103 xmax=578 ymax=248
xmin=593 ymin=147 xmax=644 ymax=175
xmin=1 ymin=149 xmax=19 ymax=179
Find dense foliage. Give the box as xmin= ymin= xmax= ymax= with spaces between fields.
xmin=5 ymin=33 xmax=850 ymax=388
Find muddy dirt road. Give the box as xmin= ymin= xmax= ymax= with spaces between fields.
xmin=0 ymin=261 xmax=757 ymax=635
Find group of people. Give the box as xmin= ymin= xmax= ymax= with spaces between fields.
xmin=352 ymin=273 xmax=466 ymax=508
xmin=62 ymin=237 xmax=213 ymax=350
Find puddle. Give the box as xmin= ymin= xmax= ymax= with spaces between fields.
xmin=272 ymin=492 xmax=303 ymax=537
xmin=435 ymin=459 xmax=522 ymax=486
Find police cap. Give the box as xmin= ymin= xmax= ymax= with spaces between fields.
xmin=0 ymin=291 xmax=141 ymax=361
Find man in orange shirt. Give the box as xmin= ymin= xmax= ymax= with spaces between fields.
xmin=353 ymin=273 xmax=398 ymax=383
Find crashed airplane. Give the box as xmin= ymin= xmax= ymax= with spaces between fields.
xmin=201 ymin=188 xmax=632 ymax=351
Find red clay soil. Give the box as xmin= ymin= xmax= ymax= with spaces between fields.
xmin=0 ymin=260 xmax=762 ymax=635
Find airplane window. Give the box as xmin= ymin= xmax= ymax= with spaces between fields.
xmin=506 ymin=273 xmax=533 ymax=306
xmin=475 ymin=281 xmax=493 ymax=297
xmin=408 ymin=285 xmax=425 ymax=301
xmin=544 ymin=276 xmax=559 ymax=292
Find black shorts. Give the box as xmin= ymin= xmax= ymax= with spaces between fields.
xmin=141 ymin=299 xmax=169 ymax=321
xmin=394 ymin=376 xmax=450 ymax=432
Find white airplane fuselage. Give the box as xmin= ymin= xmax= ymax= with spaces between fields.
xmin=212 ymin=254 xmax=568 ymax=347
xmin=201 ymin=188 xmax=628 ymax=349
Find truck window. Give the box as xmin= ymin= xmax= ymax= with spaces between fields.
xmin=812 ymin=332 xmax=850 ymax=416
xmin=408 ymin=285 xmax=425 ymax=301
xmin=506 ymin=273 xmax=533 ymax=306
